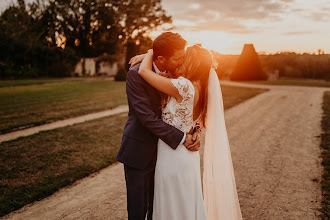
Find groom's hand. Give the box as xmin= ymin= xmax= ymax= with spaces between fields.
xmin=185 ymin=130 xmax=201 ymax=152
xmin=192 ymin=129 xmax=201 ymax=143
xmin=183 ymin=134 xmax=194 ymax=148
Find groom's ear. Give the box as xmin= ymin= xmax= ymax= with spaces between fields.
xmin=156 ymin=56 xmax=167 ymax=64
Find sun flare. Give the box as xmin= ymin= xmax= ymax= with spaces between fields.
xmin=151 ymin=30 xmax=235 ymax=54
xmin=189 ymin=31 xmax=234 ymax=54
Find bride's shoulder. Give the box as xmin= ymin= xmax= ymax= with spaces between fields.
xmin=173 ymin=76 xmax=194 ymax=87
xmin=192 ymin=81 xmax=201 ymax=92
xmin=171 ymin=76 xmax=195 ymax=97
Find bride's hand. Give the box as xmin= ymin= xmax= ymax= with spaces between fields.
xmin=185 ymin=131 xmax=201 ymax=151
xmin=129 ymin=53 xmax=147 ymax=69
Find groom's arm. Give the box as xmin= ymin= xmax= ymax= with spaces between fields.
xmin=126 ymin=67 xmax=184 ymax=150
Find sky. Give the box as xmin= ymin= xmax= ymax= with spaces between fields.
xmin=1 ymin=0 xmax=330 ymax=54
xmin=152 ymin=0 xmax=330 ymax=54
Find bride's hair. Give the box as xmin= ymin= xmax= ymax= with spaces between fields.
xmin=182 ymin=45 xmax=213 ymax=128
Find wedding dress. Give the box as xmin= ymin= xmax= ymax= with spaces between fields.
xmin=153 ymin=76 xmax=207 ymax=220
xmin=153 ymin=69 xmax=243 ymax=220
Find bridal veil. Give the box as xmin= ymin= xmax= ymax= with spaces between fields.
xmin=203 ymin=68 xmax=243 ymax=220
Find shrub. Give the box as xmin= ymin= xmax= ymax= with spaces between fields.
xmin=0 ymin=44 xmax=79 ymax=79
xmin=115 ymin=68 xmax=127 ymax=81
xmin=230 ymin=44 xmax=267 ymax=81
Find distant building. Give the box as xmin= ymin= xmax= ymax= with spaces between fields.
xmin=73 ymin=54 xmax=125 ymax=77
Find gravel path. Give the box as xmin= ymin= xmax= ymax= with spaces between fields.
xmin=1 ymin=83 xmax=328 ymax=220
xmin=225 ymin=85 xmax=326 ymax=220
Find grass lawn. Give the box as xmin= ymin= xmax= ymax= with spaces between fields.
xmin=220 ymin=85 xmax=267 ymax=110
xmin=0 ymin=78 xmax=126 ymax=134
xmin=0 ymin=113 xmax=128 ymax=216
xmin=320 ymin=91 xmax=330 ymax=219
xmin=0 ymin=77 xmax=106 ymax=87
xmin=0 ymin=79 xmax=65 ymax=87
xmin=0 ymin=85 xmax=268 ymax=217
xmin=239 ymin=79 xmax=330 ymax=88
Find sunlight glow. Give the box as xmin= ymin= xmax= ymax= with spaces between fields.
xmin=151 ymin=30 xmax=236 ymax=54
xmin=158 ymin=0 xmax=330 ymax=54
xmin=173 ymin=20 xmax=196 ymax=27
xmin=192 ymin=31 xmax=234 ymax=54
xmin=190 ymin=3 xmax=200 ymax=9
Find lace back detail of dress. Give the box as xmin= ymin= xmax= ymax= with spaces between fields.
xmin=161 ymin=77 xmax=195 ymax=133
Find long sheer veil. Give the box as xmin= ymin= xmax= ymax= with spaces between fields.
xmin=203 ymin=68 xmax=243 ymax=220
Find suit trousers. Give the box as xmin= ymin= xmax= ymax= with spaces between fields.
xmin=124 ymin=160 xmax=155 ymax=220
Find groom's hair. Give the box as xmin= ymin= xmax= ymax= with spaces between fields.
xmin=153 ymin=32 xmax=187 ymax=59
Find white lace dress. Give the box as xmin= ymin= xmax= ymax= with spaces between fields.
xmin=153 ymin=76 xmax=207 ymax=220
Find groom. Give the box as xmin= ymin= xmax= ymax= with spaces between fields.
xmin=116 ymin=32 xmax=202 ymax=220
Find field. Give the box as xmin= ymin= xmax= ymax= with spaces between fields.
xmin=0 ymin=78 xmax=126 ymax=134
xmin=0 ymin=78 xmax=268 ymax=216
xmin=0 ymin=78 xmax=76 ymax=87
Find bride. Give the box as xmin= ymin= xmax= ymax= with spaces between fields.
xmin=136 ymin=45 xmax=243 ymax=219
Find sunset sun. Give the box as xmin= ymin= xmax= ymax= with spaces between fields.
xmin=191 ymin=31 xmax=234 ymax=54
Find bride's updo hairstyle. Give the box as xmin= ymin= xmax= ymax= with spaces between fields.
xmin=182 ymin=45 xmax=213 ymax=128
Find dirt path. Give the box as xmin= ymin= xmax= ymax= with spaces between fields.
xmin=2 ymin=83 xmax=328 ymax=220
xmin=225 ymin=86 xmax=326 ymax=220
xmin=0 ymin=105 xmax=129 ymax=143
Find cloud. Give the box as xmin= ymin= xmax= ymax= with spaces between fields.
xmin=306 ymin=11 xmax=330 ymax=22
xmin=289 ymin=1 xmax=330 ymax=22
xmin=283 ymin=31 xmax=312 ymax=35
xmin=173 ymin=17 xmax=260 ymax=34
xmin=162 ymin=0 xmax=295 ymax=33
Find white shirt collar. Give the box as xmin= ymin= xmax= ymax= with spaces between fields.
xmin=153 ymin=62 xmax=166 ymax=74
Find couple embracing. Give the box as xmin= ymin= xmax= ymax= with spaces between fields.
xmin=116 ymin=32 xmax=243 ymax=220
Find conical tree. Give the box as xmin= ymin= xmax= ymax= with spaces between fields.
xmin=230 ymin=44 xmax=267 ymax=81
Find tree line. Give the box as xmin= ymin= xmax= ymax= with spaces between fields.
xmin=259 ymin=53 xmax=330 ymax=79
xmin=213 ymin=51 xmax=330 ymax=80
xmin=0 ymin=0 xmax=171 ymax=79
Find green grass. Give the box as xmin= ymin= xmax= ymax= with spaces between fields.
xmin=0 ymin=113 xmax=128 ymax=216
xmin=220 ymin=85 xmax=267 ymax=110
xmin=239 ymin=79 xmax=330 ymax=88
xmin=0 ymin=79 xmax=65 ymax=87
xmin=0 ymin=77 xmax=107 ymax=87
xmin=320 ymin=91 xmax=330 ymax=219
xmin=0 ymin=78 xmax=126 ymax=134
xmin=0 ymin=85 xmax=268 ymax=217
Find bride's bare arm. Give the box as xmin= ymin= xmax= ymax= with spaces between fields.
xmin=129 ymin=53 xmax=146 ymax=69
xmin=138 ymin=50 xmax=181 ymax=101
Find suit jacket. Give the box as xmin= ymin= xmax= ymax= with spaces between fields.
xmin=116 ymin=63 xmax=184 ymax=169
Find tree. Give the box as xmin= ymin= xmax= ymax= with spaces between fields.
xmin=43 ymin=0 xmax=121 ymax=57
xmin=0 ymin=0 xmax=44 ymax=72
xmin=0 ymin=0 xmax=78 ymax=79
xmin=230 ymin=44 xmax=268 ymax=81
xmin=0 ymin=0 xmax=172 ymax=78
xmin=115 ymin=0 xmax=172 ymax=69
xmin=44 ymin=0 xmax=171 ymax=60
xmin=117 ymin=0 xmax=171 ymax=43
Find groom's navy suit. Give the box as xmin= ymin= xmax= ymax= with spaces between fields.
xmin=116 ymin=63 xmax=184 ymax=220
